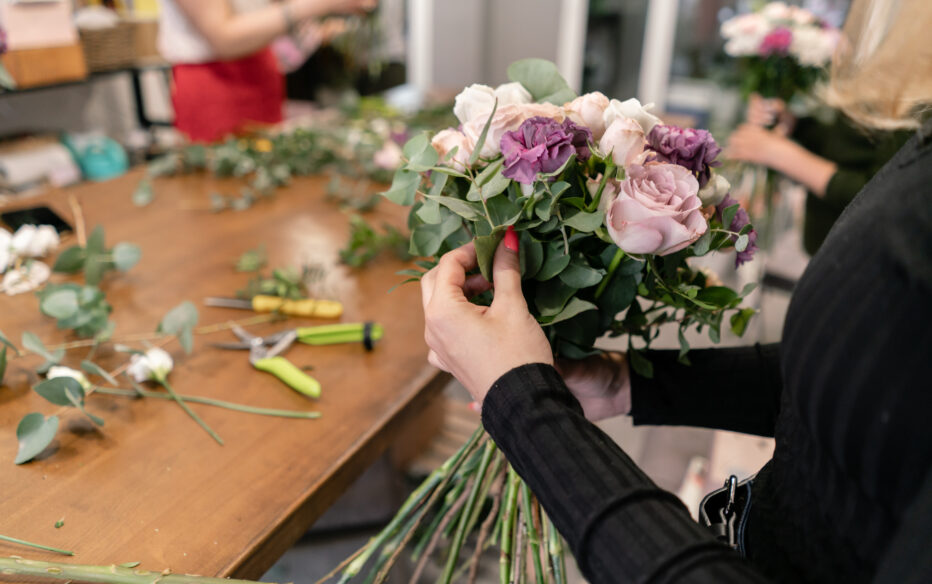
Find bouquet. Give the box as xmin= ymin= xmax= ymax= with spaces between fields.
xmin=321 ymin=60 xmax=758 ymax=584
xmin=720 ymin=1 xmax=839 ymax=101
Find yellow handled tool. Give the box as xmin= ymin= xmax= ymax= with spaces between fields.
xmin=204 ymin=295 xmax=343 ymax=318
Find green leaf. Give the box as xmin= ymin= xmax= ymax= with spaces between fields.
xmin=0 ymin=346 xmax=6 ymax=385
xmin=402 ymin=133 xmax=439 ymax=173
xmin=428 ymin=171 xmax=449 ymax=198
xmin=133 ymin=179 xmax=155 ymax=207
xmin=409 ymin=213 xmax=463 ymax=257
xmin=0 ymin=329 xmax=18 ymax=355
xmin=721 ymin=204 xmax=739 ymax=231
xmin=81 ymin=360 xmax=118 ymax=386
xmin=381 ymin=169 xmax=421 ymax=206
xmin=507 ymin=59 xmax=576 ymax=104
xmin=466 ymin=159 xmax=507 ymax=201
xmin=76 ymin=404 xmax=105 ymax=427
xmin=558 ymin=262 xmax=604 ymax=289
xmin=468 ymin=99 xmax=498 ymax=166
xmin=520 ymin=237 xmax=544 ymax=280
xmin=15 ymin=413 xmax=59 ymax=464
xmin=235 ymin=246 xmax=267 ymax=272
xmin=474 ymin=231 xmax=505 ymax=283
xmin=544 ymin=298 xmax=598 ymax=325
xmin=692 ymin=230 xmax=712 ymax=256
xmin=84 ymin=254 xmax=109 ymax=286
xmin=158 ymin=301 xmax=199 ymax=355
xmin=739 ymin=282 xmax=758 ymax=297
xmin=563 ymin=210 xmax=604 ymax=233
xmin=426 ymin=195 xmax=484 ymax=222
xmin=22 ymin=332 xmax=56 ymax=362
xmin=34 ymin=377 xmax=85 ymax=407
xmin=735 ymin=234 xmax=750 ymax=252
xmin=628 ymin=349 xmax=654 ymax=379
xmin=534 ymin=241 xmax=571 ymax=282
xmin=535 ymin=279 xmax=576 ymax=317
xmin=85 ymin=225 xmax=106 ymax=257
xmin=696 ymin=286 xmax=739 ymax=308
xmin=39 ymin=288 xmax=80 ymax=320
xmin=677 ymin=328 xmax=691 ymax=365
xmin=52 ymin=245 xmax=86 ymax=273
xmin=486 ymin=195 xmax=523 ymax=226
xmin=112 ymin=243 xmax=142 ymax=272
xmin=730 ymin=308 xmax=757 ymax=337
xmin=416 ymin=197 xmax=443 ymax=224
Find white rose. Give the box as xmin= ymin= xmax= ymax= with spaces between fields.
xmin=761 ymin=2 xmax=792 ymax=21
xmin=1 ymin=261 xmax=51 ymax=296
xmin=10 ymin=224 xmax=59 ymax=258
xmin=373 ymin=140 xmax=404 ymax=171
xmin=431 ymin=129 xmax=473 ymax=172
xmin=721 ymin=14 xmax=771 ymax=57
xmin=47 ymin=366 xmax=92 ymax=390
xmin=603 ymin=98 xmax=662 ymax=136
xmin=598 ymin=117 xmax=646 ymax=169
xmin=0 ymin=228 xmax=12 ymax=271
xmin=453 ymin=84 xmax=497 ymax=126
xmin=493 ymin=82 xmax=532 ymax=107
xmin=790 ymin=27 xmax=837 ymax=67
xmin=698 ymin=173 xmax=731 ymax=207
xmin=462 ymin=102 xmax=566 ymax=159
xmin=128 ymin=348 xmax=174 ymax=383
xmin=565 ymin=91 xmax=610 ymax=140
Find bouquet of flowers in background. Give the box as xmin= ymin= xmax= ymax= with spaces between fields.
xmin=321 ymin=60 xmax=757 ymax=584
xmin=721 ymin=1 xmax=839 ymax=101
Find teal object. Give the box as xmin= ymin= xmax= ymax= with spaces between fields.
xmin=62 ymin=135 xmax=128 ymax=182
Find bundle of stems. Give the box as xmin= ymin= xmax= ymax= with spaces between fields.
xmin=318 ymin=426 xmax=566 ymax=584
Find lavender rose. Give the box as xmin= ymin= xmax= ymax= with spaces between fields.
xmin=605 ymin=163 xmax=707 ymax=256
xmin=501 ymin=117 xmax=592 ymax=184
xmin=716 ymin=193 xmax=758 ymax=267
xmin=646 ymin=125 xmax=722 ymax=188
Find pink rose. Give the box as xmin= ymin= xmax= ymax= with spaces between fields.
xmin=373 ymin=140 xmax=403 ymax=171
xmin=605 ymin=163 xmax=707 ymax=256
xmin=431 ymin=129 xmax=473 ymax=172
xmin=565 ymin=91 xmax=610 ymax=140
xmin=598 ymin=117 xmax=646 ymax=169
xmin=462 ymin=102 xmax=566 ymax=159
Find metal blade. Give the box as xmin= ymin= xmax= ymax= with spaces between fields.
xmin=204 ymin=297 xmax=253 ymax=310
xmin=264 ymin=329 xmax=298 ymax=358
xmin=210 ymin=342 xmax=252 ymax=350
xmin=231 ymin=324 xmax=260 ymax=344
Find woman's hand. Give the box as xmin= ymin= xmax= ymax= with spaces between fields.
xmin=726 ymin=124 xmax=792 ymax=167
xmin=556 ymin=353 xmax=631 ymax=422
xmin=746 ymin=93 xmax=795 ymax=136
xmin=420 ymin=236 xmax=553 ymax=404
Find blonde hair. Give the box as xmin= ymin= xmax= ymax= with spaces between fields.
xmin=826 ymin=0 xmax=932 ymax=130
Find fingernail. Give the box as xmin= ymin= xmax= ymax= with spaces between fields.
xmin=504 ymin=225 xmax=519 ymax=252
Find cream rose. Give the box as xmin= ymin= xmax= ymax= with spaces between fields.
xmin=598 ymin=117 xmax=646 ymax=169
xmin=603 ymin=98 xmax=662 ymax=135
xmin=605 ymin=163 xmax=707 ymax=256
xmin=452 ymin=84 xmax=497 ymax=126
xmin=565 ymin=91 xmax=610 ymax=140
xmin=462 ymin=102 xmax=566 ymax=159
xmin=493 ymin=82 xmax=533 ymax=107
xmin=431 ymin=129 xmax=473 ymax=172
xmin=697 ymin=173 xmax=731 ymax=207
xmin=127 ymin=348 xmax=174 ymax=383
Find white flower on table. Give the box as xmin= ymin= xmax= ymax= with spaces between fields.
xmin=10 ymin=225 xmax=60 ymax=258
xmin=1 ymin=261 xmax=51 ymax=295
xmin=0 ymin=228 xmax=12 ymax=271
xmin=47 ymin=366 xmax=92 ymax=390
xmin=127 ymin=348 xmax=174 ymax=384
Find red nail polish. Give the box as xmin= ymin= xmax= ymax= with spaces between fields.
xmin=504 ymin=225 xmax=519 ymax=252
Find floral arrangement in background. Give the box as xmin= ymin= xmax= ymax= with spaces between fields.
xmin=720 ymin=1 xmax=839 ymax=101
xmin=323 ymin=59 xmax=758 ymax=583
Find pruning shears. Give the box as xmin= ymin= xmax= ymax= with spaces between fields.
xmin=216 ymin=322 xmax=384 ymax=398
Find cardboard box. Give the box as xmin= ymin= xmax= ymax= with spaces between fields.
xmin=0 ymin=44 xmax=88 ymax=89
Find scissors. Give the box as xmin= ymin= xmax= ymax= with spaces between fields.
xmin=216 ymin=323 xmax=384 ymax=398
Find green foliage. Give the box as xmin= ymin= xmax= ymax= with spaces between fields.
xmin=52 ymin=225 xmax=141 ymax=285
xmin=33 ymin=377 xmax=103 ymax=427
xmin=15 ymin=413 xmax=59 ymax=464
xmin=507 ymin=59 xmax=578 ymax=105
xmin=235 ymin=246 xmax=267 ymax=272
xmin=0 ymin=346 xmax=7 ymax=386
xmin=36 ymin=283 xmax=112 ymax=339
xmin=158 ymin=301 xmax=199 ymax=354
xmin=21 ymin=332 xmax=63 ymax=374
xmin=339 ymin=215 xmax=411 ymax=268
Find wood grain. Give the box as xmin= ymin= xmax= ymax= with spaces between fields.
xmin=0 ymin=169 xmax=447 ymax=580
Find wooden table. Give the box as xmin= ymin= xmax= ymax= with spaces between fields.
xmin=0 ymin=170 xmax=447 ymax=580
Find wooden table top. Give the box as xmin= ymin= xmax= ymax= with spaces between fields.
xmin=0 ymin=169 xmax=446 ymax=580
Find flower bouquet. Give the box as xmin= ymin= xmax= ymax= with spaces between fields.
xmin=720 ymin=1 xmax=839 ymax=102
xmin=322 ymin=59 xmax=757 ymax=583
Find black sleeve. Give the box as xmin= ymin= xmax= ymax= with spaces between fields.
xmin=630 ymin=343 xmax=782 ymax=437
xmin=482 ymin=363 xmax=771 ymax=584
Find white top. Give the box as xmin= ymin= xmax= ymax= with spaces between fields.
xmin=158 ymin=0 xmax=270 ymax=64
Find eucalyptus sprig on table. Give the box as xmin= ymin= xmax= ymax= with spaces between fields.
xmin=0 ymin=557 xmax=289 ymax=584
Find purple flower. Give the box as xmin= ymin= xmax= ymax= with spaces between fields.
xmin=716 ymin=194 xmax=758 ymax=267
xmin=501 ymin=117 xmax=592 ymax=184
xmin=646 ymin=125 xmax=722 ymax=188
xmin=759 ymin=27 xmax=793 ymax=56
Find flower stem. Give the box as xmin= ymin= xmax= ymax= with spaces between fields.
xmin=0 ymin=556 xmax=284 ymax=583
xmin=520 ymin=483 xmax=546 ymax=584
xmin=586 ymin=162 xmax=616 ymax=213
xmin=594 ymin=248 xmax=625 ymax=300
xmin=0 ymin=534 xmax=74 ymax=556
xmin=92 ymin=387 xmax=320 ymax=419
xmin=159 ymin=379 xmax=224 ymax=445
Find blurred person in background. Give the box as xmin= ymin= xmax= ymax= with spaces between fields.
xmin=420 ymin=0 xmax=932 ymax=582
xmin=727 ymin=92 xmax=911 ymax=255
xmin=159 ymin=0 xmax=377 ymax=142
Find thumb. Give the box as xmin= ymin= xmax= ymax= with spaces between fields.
xmin=491 ymin=227 xmax=525 ymax=306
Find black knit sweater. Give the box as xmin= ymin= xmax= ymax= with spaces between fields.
xmin=482 ymin=122 xmax=932 ymax=583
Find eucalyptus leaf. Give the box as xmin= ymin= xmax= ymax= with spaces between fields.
xmin=52 ymin=245 xmax=86 ymax=273
xmin=558 ymin=262 xmax=605 ymax=289
xmin=402 ymin=133 xmax=439 ymax=172
xmin=534 ymin=241 xmax=571 ymax=282
xmin=520 ymin=237 xmax=544 ymax=280
xmin=409 ymin=213 xmax=463 ymax=257
xmin=474 ymin=231 xmax=505 ymax=283
xmin=426 ymin=195 xmax=484 ymax=222
xmin=40 ymin=289 xmax=80 ymax=320
xmin=112 ymin=242 xmax=142 ymax=272
xmin=22 ymin=332 xmax=55 ymax=362
xmin=416 ymin=197 xmax=443 ymax=224
xmin=535 ymin=279 xmax=576 ymax=317
xmin=468 ymin=99 xmax=498 ymax=166
xmin=0 ymin=346 xmax=7 ymax=385
xmin=721 ymin=204 xmax=739 ymax=231
xmin=544 ymin=298 xmax=597 ymax=326
xmin=158 ymin=301 xmax=199 ymax=354
xmin=735 ymin=234 xmax=750 ymax=252
xmin=77 ymin=404 xmax=105 ymax=427
xmin=0 ymin=329 xmax=17 ymax=354
xmin=693 ymin=229 xmax=712 ymax=257
xmin=15 ymin=413 xmax=59 ymax=465
xmin=486 ymin=195 xmax=522 ymax=226
xmin=696 ymin=286 xmax=739 ymax=308
xmin=507 ymin=59 xmax=576 ymax=104
xmin=730 ymin=308 xmax=756 ymax=337
xmin=34 ymin=377 xmax=85 ymax=407
xmin=381 ymin=169 xmax=421 ymax=206
xmin=81 ymin=360 xmax=118 ymax=386
xmin=563 ymin=210 xmax=604 ymax=233
xmin=84 ymin=253 xmax=109 ymax=286
xmin=739 ymin=282 xmax=758 ymax=297
xmin=677 ymin=328 xmax=691 ymax=365
xmin=85 ymin=225 xmax=106 ymax=257
xmin=133 ymin=179 xmax=154 ymax=207
xmin=628 ymin=349 xmax=654 ymax=378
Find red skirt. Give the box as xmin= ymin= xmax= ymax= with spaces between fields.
xmin=171 ymin=48 xmax=284 ymax=143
